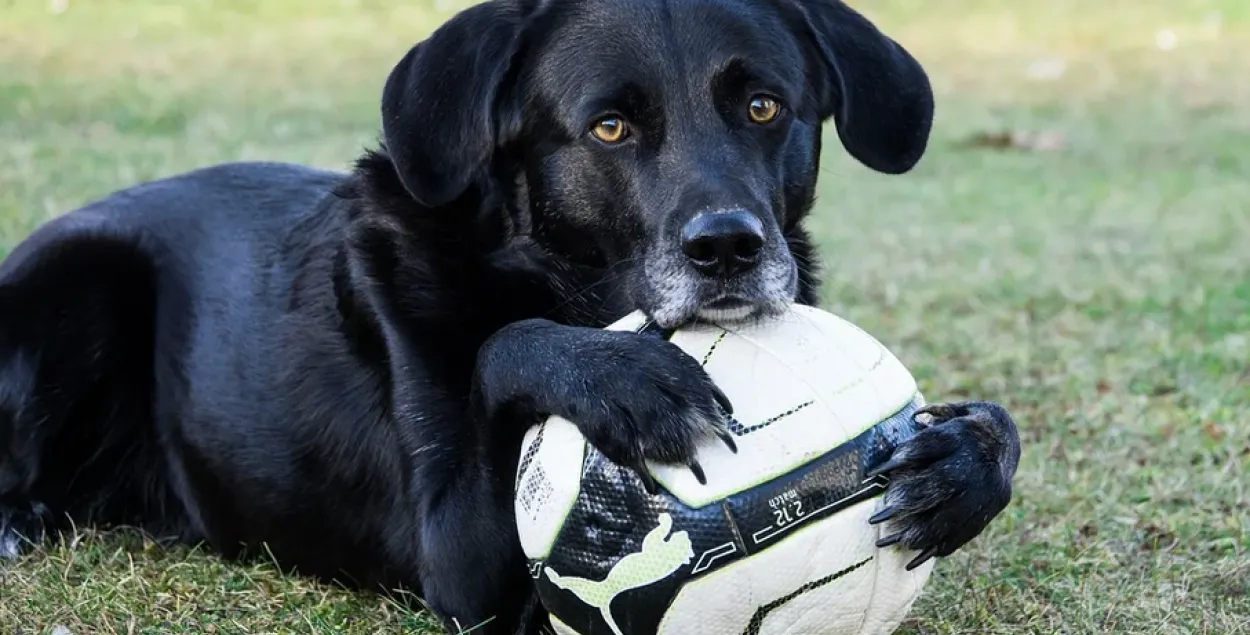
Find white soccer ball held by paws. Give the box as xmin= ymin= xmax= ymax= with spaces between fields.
xmin=514 ymin=303 xmax=934 ymax=635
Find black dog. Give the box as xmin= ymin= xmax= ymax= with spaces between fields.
xmin=0 ymin=0 xmax=1021 ymax=632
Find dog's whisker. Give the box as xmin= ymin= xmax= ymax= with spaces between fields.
xmin=541 ymin=257 xmax=643 ymax=321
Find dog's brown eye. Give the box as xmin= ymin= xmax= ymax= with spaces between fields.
xmin=747 ymin=95 xmax=781 ymax=124
xmin=591 ymin=117 xmax=629 ymax=143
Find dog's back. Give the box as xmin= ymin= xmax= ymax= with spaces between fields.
xmin=0 ymin=161 xmax=373 ymax=561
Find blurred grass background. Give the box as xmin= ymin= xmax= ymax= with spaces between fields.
xmin=1 ymin=0 xmax=1248 ymax=633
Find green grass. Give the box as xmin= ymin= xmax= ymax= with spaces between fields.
xmin=1 ymin=0 xmax=1248 ymax=633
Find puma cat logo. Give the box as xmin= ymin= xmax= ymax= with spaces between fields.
xmin=544 ymin=513 xmax=694 ymax=635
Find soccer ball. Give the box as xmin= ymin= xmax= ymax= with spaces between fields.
xmin=514 ymin=304 xmax=935 ymax=635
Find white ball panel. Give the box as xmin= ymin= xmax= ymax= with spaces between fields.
xmin=755 ymin=560 xmax=878 ymax=635
xmin=644 ymin=306 xmax=919 ymax=508
xmin=858 ymin=532 xmax=936 ymax=635
xmin=778 ymin=306 xmax=919 ymax=438
xmin=516 ymin=417 xmax=587 ymax=560
xmin=710 ymin=304 xmax=880 ymax=376
xmin=693 ymin=332 xmax=817 ymax=432
xmin=655 ymin=497 xmax=932 ymax=635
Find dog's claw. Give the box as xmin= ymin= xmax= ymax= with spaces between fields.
xmin=876 ymin=533 xmax=903 ymax=548
xmin=905 ymin=545 xmax=940 ymax=571
xmin=711 ymin=384 xmax=734 ymax=415
xmin=635 ymin=467 xmax=660 ymax=495
xmin=717 ymin=430 xmax=738 ymax=454
xmin=688 ymin=459 xmax=707 ymax=485
xmin=868 ymin=506 xmax=897 ymax=525
xmin=914 ymin=403 xmax=961 ymax=425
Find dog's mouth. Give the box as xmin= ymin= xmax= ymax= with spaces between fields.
xmin=639 ymin=264 xmax=798 ymax=329
xmin=693 ymin=296 xmax=763 ymax=323
xmin=635 ymin=230 xmax=799 ymax=329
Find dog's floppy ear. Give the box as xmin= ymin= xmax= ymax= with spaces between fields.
xmin=789 ymin=0 xmax=934 ymax=174
xmin=380 ymin=0 xmax=527 ymax=208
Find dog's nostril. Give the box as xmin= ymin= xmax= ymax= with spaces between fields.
xmin=733 ymin=233 xmax=763 ymax=260
xmin=683 ymin=236 xmax=720 ymax=266
xmin=680 ymin=210 xmax=767 ymax=277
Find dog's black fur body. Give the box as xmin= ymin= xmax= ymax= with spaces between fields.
xmin=0 ymin=0 xmax=1021 ymax=632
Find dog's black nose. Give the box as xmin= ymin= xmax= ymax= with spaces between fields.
xmin=680 ymin=210 xmax=765 ymax=277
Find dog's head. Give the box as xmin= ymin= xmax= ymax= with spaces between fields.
xmin=379 ymin=0 xmax=933 ymax=328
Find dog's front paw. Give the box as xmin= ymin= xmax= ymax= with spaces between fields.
xmin=867 ymin=401 xmax=1021 ymax=570
xmin=0 ymin=499 xmax=51 ymax=559
xmin=560 ymin=330 xmax=736 ymax=492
